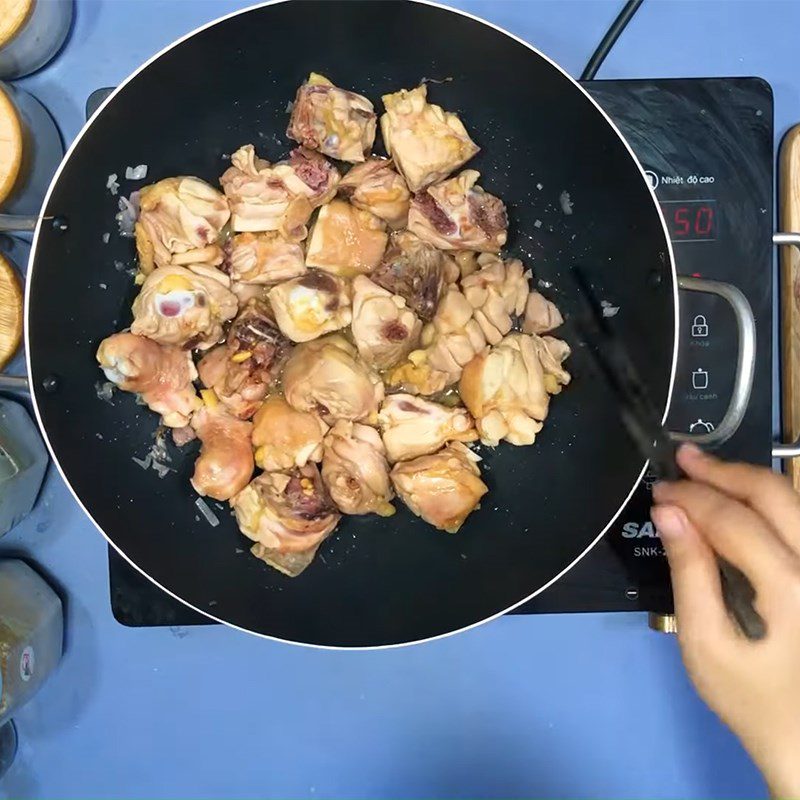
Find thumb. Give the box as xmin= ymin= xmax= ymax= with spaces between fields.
xmin=651 ymin=503 xmax=731 ymax=639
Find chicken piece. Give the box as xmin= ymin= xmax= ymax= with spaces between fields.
xmin=378 ymin=393 xmax=477 ymax=463
xmin=251 ymin=396 xmax=328 ymax=472
xmin=190 ymin=398 xmax=254 ymax=501
xmin=536 ymin=335 xmax=572 ymax=391
xmin=453 ymin=251 xmax=479 ymax=280
xmin=408 ymin=170 xmax=508 ymax=253
xmin=350 ymin=276 xmax=421 ymax=370
xmin=370 ymin=230 xmax=444 ymax=322
xmin=220 ymin=144 xmax=339 ymax=238
xmin=268 ymin=270 xmax=351 ymax=343
xmin=134 ymin=177 xmax=231 ymax=275
xmin=96 ymin=332 xmax=201 ymax=427
xmin=461 ymin=254 xmax=530 ymax=345
xmin=196 ymin=300 xmax=290 ymax=419
xmin=338 ymin=158 xmax=410 ymax=229
xmin=225 ymin=231 xmax=305 ymax=285
xmin=459 ymin=332 xmax=571 ymax=447
xmin=130 ymin=264 xmax=238 ymax=350
xmin=523 ymin=291 xmax=564 ymax=335
xmin=283 ymin=334 xmax=384 ymax=423
xmin=388 ymin=286 xmax=487 ymax=395
xmin=287 ymin=72 xmax=377 ymax=163
xmin=321 ymin=420 xmax=394 ymax=516
xmin=231 ymin=463 xmax=340 ymax=577
xmin=390 ymin=442 xmax=487 ymax=533
xmin=304 ymin=199 xmax=387 ymax=277
xmin=380 ymin=85 xmax=479 ymax=193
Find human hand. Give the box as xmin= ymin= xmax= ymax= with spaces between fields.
xmin=651 ymin=444 xmax=800 ymax=798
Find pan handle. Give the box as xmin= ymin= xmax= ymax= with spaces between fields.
xmin=0 ymin=215 xmax=39 ymax=233
xmin=773 ymin=231 xmax=800 ymax=458
xmin=668 ymin=275 xmax=756 ymax=447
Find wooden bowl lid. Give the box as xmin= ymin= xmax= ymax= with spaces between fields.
xmin=0 ymin=85 xmax=22 ymax=206
xmin=0 ymin=0 xmax=34 ymax=48
xmin=0 ymin=253 xmax=23 ymax=369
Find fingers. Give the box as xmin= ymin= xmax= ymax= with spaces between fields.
xmin=651 ymin=504 xmax=732 ymax=641
xmin=652 ymin=478 xmax=793 ymax=597
xmin=676 ymin=445 xmax=800 ymax=555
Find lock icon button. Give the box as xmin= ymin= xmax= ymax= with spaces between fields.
xmin=691 ymin=314 xmax=709 ymax=338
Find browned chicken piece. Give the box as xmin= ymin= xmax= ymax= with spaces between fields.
xmin=408 ymin=170 xmax=508 ymax=253
xmin=190 ymin=398 xmax=254 ymax=501
xmin=370 ymin=230 xmax=445 ymax=323
xmin=378 ymin=393 xmax=477 ymax=463
xmin=225 ymin=231 xmax=306 ymax=285
xmin=390 ymin=442 xmax=487 ymax=533
xmin=338 ymin=158 xmax=411 ymax=229
xmin=350 ymin=276 xmax=422 ymax=370
xmin=287 ymin=72 xmax=377 ymax=163
xmin=231 ymin=463 xmax=340 ymax=577
xmin=459 ymin=332 xmax=571 ymax=447
xmin=380 ymin=85 xmax=479 ymax=193
xmin=197 ymin=299 xmax=291 ymax=419
xmin=523 ymin=291 xmax=564 ymax=334
xmin=388 ymin=286 xmax=487 ymax=395
xmin=130 ymin=264 xmax=238 ymax=350
xmin=134 ymin=177 xmax=231 ymax=275
xmin=461 ymin=254 xmax=530 ymax=345
xmin=220 ymin=144 xmax=339 ymax=238
xmin=96 ymin=332 xmax=201 ymax=427
xmin=304 ymin=199 xmax=388 ymax=277
xmin=268 ymin=270 xmax=351 ymax=342
xmin=283 ymin=334 xmax=384 ymax=423
xmin=251 ymin=396 xmax=328 ymax=472
xmin=321 ymin=420 xmax=394 ymax=516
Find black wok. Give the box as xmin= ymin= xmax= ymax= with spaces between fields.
xmin=26 ymin=0 xmax=676 ymax=647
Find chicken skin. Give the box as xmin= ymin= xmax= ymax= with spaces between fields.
xmin=337 ymin=158 xmax=410 ymax=229
xmin=287 ymin=72 xmax=377 ymax=163
xmin=283 ymin=334 xmax=384 ymax=423
xmin=380 ymin=85 xmax=479 ymax=192
xmin=268 ymin=270 xmax=351 ymax=343
xmin=461 ymin=254 xmax=530 ymax=345
xmin=190 ymin=399 xmax=254 ymax=501
xmin=251 ymin=396 xmax=328 ymax=472
xmin=378 ymin=393 xmax=477 ymax=463
xmin=304 ymin=199 xmax=388 ymax=277
xmin=522 ymin=291 xmax=564 ymax=335
xmin=220 ymin=144 xmax=339 ymax=238
xmin=134 ymin=176 xmax=231 ymax=275
xmin=96 ymin=332 xmax=201 ymax=427
xmin=408 ymin=170 xmax=508 ymax=253
xmin=388 ymin=286 xmax=487 ymax=395
xmin=130 ymin=264 xmax=238 ymax=350
xmin=371 ymin=230 xmax=445 ymax=323
xmin=459 ymin=332 xmax=571 ymax=447
xmin=390 ymin=442 xmax=487 ymax=533
xmin=225 ymin=231 xmax=306 ymax=285
xmin=231 ymin=463 xmax=340 ymax=577
xmin=350 ymin=276 xmax=422 ymax=370
xmin=321 ymin=420 xmax=394 ymax=517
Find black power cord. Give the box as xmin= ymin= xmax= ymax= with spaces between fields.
xmin=580 ymin=0 xmax=644 ymax=81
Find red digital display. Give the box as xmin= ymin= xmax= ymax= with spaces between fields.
xmin=659 ymin=199 xmax=717 ymax=242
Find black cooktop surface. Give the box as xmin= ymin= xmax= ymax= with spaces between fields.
xmin=97 ymin=77 xmax=774 ymax=628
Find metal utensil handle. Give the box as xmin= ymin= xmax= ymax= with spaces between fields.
xmin=669 ymin=276 xmax=756 ymax=447
xmin=773 ymin=231 xmax=800 ymax=458
xmin=0 ymin=215 xmax=39 ymax=232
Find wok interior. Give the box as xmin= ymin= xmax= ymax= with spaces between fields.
xmin=27 ymin=0 xmax=674 ymax=646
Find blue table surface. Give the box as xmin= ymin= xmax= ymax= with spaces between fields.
xmin=2 ymin=0 xmax=798 ymax=797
